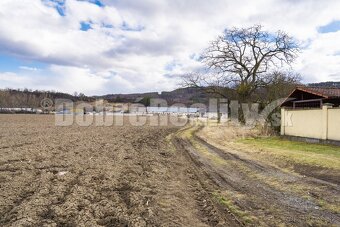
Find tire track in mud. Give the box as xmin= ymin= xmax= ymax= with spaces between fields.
xmin=172 ymin=136 xmax=243 ymax=227
xmin=195 ymin=133 xmax=340 ymax=191
xmin=196 ymin=132 xmax=340 ymax=186
xmin=173 ymin=126 xmax=340 ymax=226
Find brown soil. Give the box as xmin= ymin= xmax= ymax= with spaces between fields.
xmin=0 ymin=115 xmax=238 ymax=227
xmin=291 ymin=163 xmax=340 ymax=185
xmin=1 ymin=115 xmax=339 ymax=227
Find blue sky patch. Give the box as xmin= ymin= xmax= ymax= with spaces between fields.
xmin=102 ymin=23 xmax=114 ymax=29
xmin=56 ymin=5 xmax=66 ymax=16
xmin=42 ymin=0 xmax=66 ymax=16
xmin=0 ymin=54 xmax=47 ymax=72
xmin=318 ymin=20 xmax=340 ymax=33
xmin=80 ymin=21 xmax=92 ymax=31
xmin=121 ymin=21 xmax=145 ymax=32
xmin=165 ymin=61 xmax=181 ymax=71
xmin=190 ymin=53 xmax=202 ymax=61
xmin=78 ymin=0 xmax=104 ymax=7
xmin=89 ymin=0 xmax=104 ymax=7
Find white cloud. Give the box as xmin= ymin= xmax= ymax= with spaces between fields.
xmin=294 ymin=31 xmax=340 ymax=83
xmin=0 ymin=0 xmax=340 ymax=94
xmin=0 ymin=65 xmax=108 ymax=95
xmin=19 ymin=66 xmax=40 ymax=71
xmin=0 ymin=72 xmax=32 ymax=86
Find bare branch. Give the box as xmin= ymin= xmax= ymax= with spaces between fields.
xmin=197 ymin=25 xmax=299 ymax=100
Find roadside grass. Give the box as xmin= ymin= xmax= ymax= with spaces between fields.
xmin=237 ymin=136 xmax=340 ymax=214
xmin=238 ymin=137 xmax=340 ymax=170
xmin=178 ymin=126 xmax=227 ymax=165
xmin=317 ymin=199 xmax=340 ymax=213
xmin=212 ymin=192 xmax=255 ymax=225
xmin=176 ymin=124 xmax=197 ymax=140
xmin=244 ymin=168 xmax=340 ymax=214
xmin=179 ymin=126 xmax=340 ymax=222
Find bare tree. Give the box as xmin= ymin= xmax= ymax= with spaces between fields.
xmin=184 ymin=25 xmax=299 ymax=102
xmin=263 ymin=71 xmax=301 ymax=102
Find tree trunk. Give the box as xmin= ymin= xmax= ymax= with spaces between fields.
xmin=237 ymin=91 xmax=251 ymax=125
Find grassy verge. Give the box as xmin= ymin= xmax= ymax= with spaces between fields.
xmin=239 ymin=137 xmax=340 ymax=170
xmin=212 ymin=192 xmax=255 ymax=225
xmin=178 ymin=126 xmax=227 ymax=165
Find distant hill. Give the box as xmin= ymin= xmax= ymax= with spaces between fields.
xmin=308 ymin=81 xmax=340 ymax=88
xmin=0 ymin=87 xmax=211 ymax=108
xmin=4 ymin=81 xmax=338 ymax=109
xmin=95 ymin=87 xmax=210 ymax=105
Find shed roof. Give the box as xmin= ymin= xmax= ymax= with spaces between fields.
xmin=280 ymin=86 xmax=340 ymax=108
xmin=295 ymin=86 xmax=340 ymax=98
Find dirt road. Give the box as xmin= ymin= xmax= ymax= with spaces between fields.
xmin=174 ymin=126 xmax=340 ymax=226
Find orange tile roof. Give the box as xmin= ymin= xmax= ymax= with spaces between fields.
xmin=296 ymin=86 xmax=340 ymax=98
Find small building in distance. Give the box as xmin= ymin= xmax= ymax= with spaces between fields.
xmin=280 ymin=86 xmax=340 ymax=144
xmin=146 ymin=106 xmax=200 ymax=116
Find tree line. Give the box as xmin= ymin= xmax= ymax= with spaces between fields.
xmin=0 ymin=88 xmax=94 ymax=108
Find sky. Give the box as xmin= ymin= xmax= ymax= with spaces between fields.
xmin=0 ymin=0 xmax=340 ymax=95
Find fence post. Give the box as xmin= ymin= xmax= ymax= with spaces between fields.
xmin=322 ymin=104 xmax=333 ymax=140
xmin=281 ymin=107 xmax=285 ymax=136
